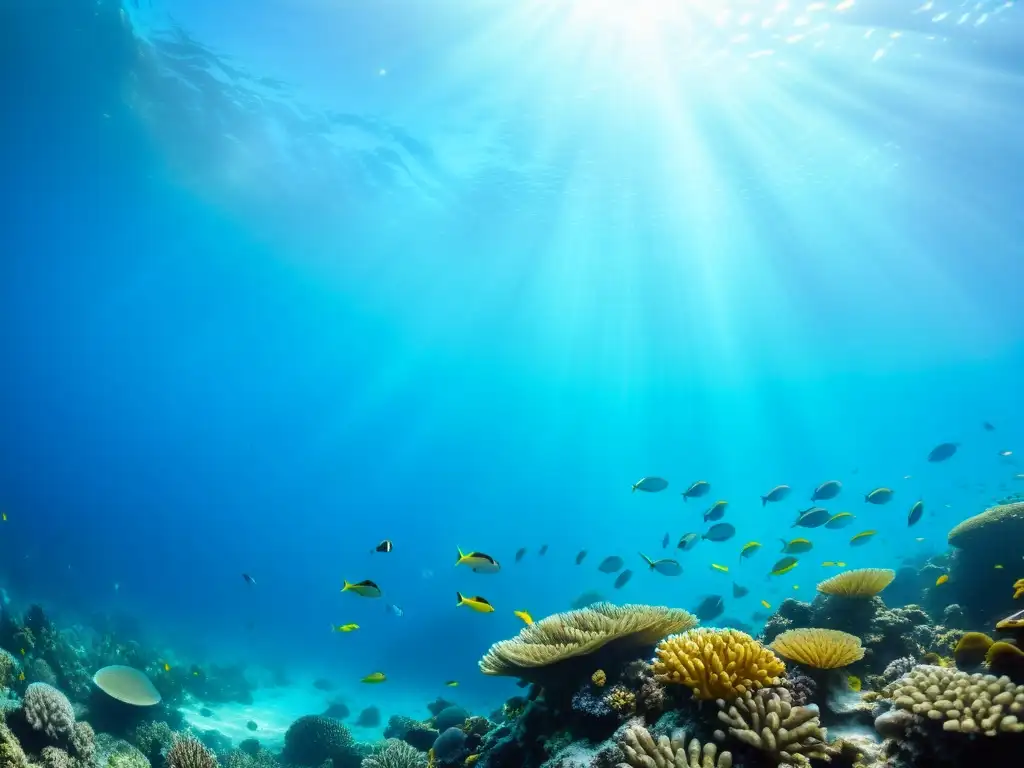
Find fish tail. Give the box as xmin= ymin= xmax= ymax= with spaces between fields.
xmin=456 ymin=591 xmax=465 ymax=606
xmin=638 ymin=552 xmax=654 ymax=567
xmin=761 ymin=496 xmax=767 ymax=507
xmin=341 ymin=580 xmax=351 ymax=592
xmin=455 ymin=547 xmax=464 ymax=565
xmin=779 ymin=539 xmax=788 ymax=551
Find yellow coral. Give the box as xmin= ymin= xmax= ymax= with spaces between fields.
xmin=479 ymin=603 xmax=697 ymax=677
xmin=653 ymin=628 xmax=785 ymax=700
xmin=816 ymin=568 xmax=895 ymax=597
xmin=948 ymin=501 xmax=1024 ymax=549
xmin=605 ymin=685 xmax=636 ymax=714
xmin=953 ymin=632 xmax=993 ymax=668
xmin=770 ymin=628 xmax=865 ymax=669
xmin=1014 ymin=578 xmax=1024 ymax=600
xmin=591 ymin=669 xmax=606 ymax=687
xmin=986 ymin=641 xmax=1024 ymax=680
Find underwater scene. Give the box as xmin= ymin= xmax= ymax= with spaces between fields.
xmin=2 ymin=0 xmax=1024 ymax=767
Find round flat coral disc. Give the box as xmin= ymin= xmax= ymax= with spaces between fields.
xmin=93 ymin=664 xmax=162 ymax=705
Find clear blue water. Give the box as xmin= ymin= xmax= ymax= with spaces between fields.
xmin=1 ymin=0 xmax=1022 ymax=733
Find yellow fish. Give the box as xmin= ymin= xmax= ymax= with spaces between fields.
xmin=994 ymin=564 xmax=1003 ymax=570
xmin=341 ymin=579 xmax=382 ymax=598
xmin=456 ymin=592 xmax=495 ymax=613
xmin=361 ymin=672 xmax=387 ymax=684
xmin=19 ymin=649 xmax=25 ymax=656
xmin=455 ymin=547 xmax=501 ymax=574
xmin=445 ymin=680 xmax=459 ymax=687
xmin=1013 ymin=578 xmax=1024 ymax=599
xmin=332 ymin=623 xmax=359 ymax=633
xmin=849 ymin=530 xmax=877 ymax=546
xmin=711 ymin=563 xmax=729 ymax=573
xmin=792 ymin=585 xmax=800 ymax=590
xmin=836 ymin=562 xmax=846 ymax=567
xmin=17 ymin=672 xmax=24 ymax=682
xmin=935 ymin=574 xmax=949 ymax=586
xmin=1 ymin=513 xmax=6 ymax=522
xmin=848 ymin=675 xmax=862 ymax=692
xmin=513 ymin=609 xmax=533 ymax=625
xmin=740 ymin=541 xmax=762 ymax=559
xmin=770 ymin=557 xmax=799 ymax=576
xmin=163 ymin=662 xmax=171 ymax=672
xmin=822 ymin=561 xmax=836 ymax=567
xmin=761 ymin=600 xmax=771 ymax=609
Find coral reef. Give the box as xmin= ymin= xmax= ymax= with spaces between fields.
xmin=383 ymin=717 xmax=437 ymax=752
xmin=362 ymin=739 xmax=427 ymax=768
xmin=817 ymin=569 xmax=896 ymax=598
xmin=617 ymin=723 xmax=732 ymax=768
xmin=479 ymin=604 xmax=696 ymax=681
xmin=433 ymin=707 xmax=468 ymax=733
xmin=281 ymin=716 xmax=361 ymax=768
xmin=166 ymin=736 xmax=218 ymax=768
xmin=947 ymin=501 xmax=1024 ymax=626
xmin=22 ymin=683 xmax=76 ymax=744
xmin=769 ymin=629 xmax=865 ymax=669
xmin=653 ymin=629 xmax=785 ymax=700
xmin=714 ymin=687 xmax=832 ymax=767
xmin=356 ymin=707 xmax=381 ymax=728
xmin=953 ymin=632 xmax=993 ymax=669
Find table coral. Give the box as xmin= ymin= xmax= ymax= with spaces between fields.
xmin=769 ymin=628 xmax=865 ymax=669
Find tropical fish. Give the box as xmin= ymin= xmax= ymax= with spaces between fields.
xmin=793 ymin=507 xmax=830 ymax=528
xmin=682 ymin=480 xmax=711 ymax=501
xmin=515 ymin=548 xmax=527 ymax=563
xmin=711 ymin=563 xmax=729 ymax=573
xmin=575 ymin=550 xmax=587 ymax=565
xmin=632 ymin=476 xmax=668 ymax=493
xmin=513 ymin=610 xmax=533 ymax=625
xmin=677 ymin=533 xmax=699 ymax=551
xmin=361 ymin=672 xmax=387 ymax=684
xmin=864 ymin=488 xmax=894 ymax=505
xmin=639 ymin=552 xmax=683 ymax=576
xmin=1013 ymin=578 xmax=1024 ymax=599
xmin=760 ymin=600 xmax=772 ymax=609
xmin=837 ymin=562 xmax=847 ymax=567
xmin=694 ymin=595 xmax=725 ymax=621
xmin=704 ymin=501 xmax=728 ymax=522
xmin=539 ymin=545 xmax=549 ymax=556
xmin=445 ymin=681 xmax=459 ymax=687
xmin=614 ymin=569 xmax=633 ymax=588
xmin=662 ymin=533 xmax=670 ymax=548
xmin=740 ymin=541 xmax=761 ymax=559
xmin=341 ymin=580 xmax=382 ymax=598
xmin=848 ymin=675 xmax=862 ymax=692
xmin=163 ymin=662 xmax=170 ymax=672
xmin=995 ymin=564 xmax=1004 ymax=570
xmin=1 ymin=513 xmax=6 ymax=522
xmin=822 ymin=561 xmax=837 ymax=567
xmin=999 ymin=450 xmax=1013 ymax=457
xmin=456 ymin=592 xmax=495 ymax=613
xmin=332 ymin=623 xmax=359 ymax=632
xmin=984 ymin=421 xmax=995 ymax=431
xmin=703 ymin=523 xmax=736 ymax=542
xmin=373 ymin=540 xmax=393 ymax=554
xmin=770 ymin=557 xmax=799 ymax=576
xmin=793 ymin=585 xmax=800 ymax=590
xmin=598 ymin=556 xmax=624 ymax=573
xmin=824 ymin=512 xmax=855 ymax=529
xmin=17 ymin=671 xmax=24 ymax=682
xmin=732 ymin=582 xmax=749 ymax=598
xmin=761 ymin=485 xmax=791 ymax=506
xmin=242 ymin=573 xmax=256 ymax=586
xmin=927 ymin=442 xmax=958 ymax=462
xmin=935 ymin=574 xmax=949 ymax=586
xmin=385 ymin=604 xmax=404 ymax=617
xmin=850 ymin=530 xmax=877 ymax=547
xmin=907 ymin=500 xmax=924 ymax=527
xmin=811 ymin=480 xmax=842 ymax=501
xmin=779 ymin=538 xmax=813 ymax=554
xmin=456 ymin=547 xmax=501 ymax=574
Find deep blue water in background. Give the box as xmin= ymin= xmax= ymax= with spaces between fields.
xmin=1 ymin=0 xmax=1023 ymax=719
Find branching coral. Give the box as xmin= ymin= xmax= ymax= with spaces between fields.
xmin=166 ymin=736 xmax=218 ymax=768
xmin=603 ymin=686 xmax=635 ymax=716
xmin=0 ymin=722 xmax=28 ymax=768
xmin=769 ymin=628 xmax=865 ymax=669
xmin=362 ymin=739 xmax=427 ymax=768
xmin=618 ymin=723 xmax=732 ymax=768
xmin=816 ymin=569 xmax=895 ymax=598
xmin=23 ymin=683 xmax=76 ymax=743
xmin=653 ymin=629 xmax=785 ymax=700
xmin=714 ymin=687 xmax=831 ymax=768
xmin=591 ymin=670 xmax=606 ymax=687
xmin=479 ymin=603 xmax=697 ymax=677
xmin=281 ymin=716 xmax=357 ymax=767
xmin=882 ymin=664 xmax=1024 ymax=735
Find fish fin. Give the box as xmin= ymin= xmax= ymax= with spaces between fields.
xmin=761 ymin=496 xmax=767 ymax=507
xmin=341 ymin=580 xmax=351 ymax=592
xmin=455 ymin=547 xmax=465 ymax=565
xmin=456 ymin=591 xmax=464 ymax=606
xmin=779 ymin=538 xmax=788 ymax=551
xmin=638 ymin=552 xmax=654 ymax=567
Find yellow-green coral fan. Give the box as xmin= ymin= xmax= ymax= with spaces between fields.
xmin=816 ymin=568 xmax=895 ymax=597
xmin=715 ymin=687 xmax=832 ymax=768
xmin=882 ymin=664 xmax=1024 ymax=735
xmin=653 ymin=628 xmax=785 ymax=700
xmin=948 ymin=501 xmax=1024 ymax=548
xmin=769 ymin=628 xmax=865 ymax=669
xmin=619 ymin=723 xmax=732 ymax=768
xmin=479 ymin=603 xmax=696 ymax=677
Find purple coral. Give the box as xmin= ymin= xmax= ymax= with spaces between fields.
xmin=570 ymin=688 xmax=613 ymax=719
xmin=22 ymin=683 xmax=75 ymax=743
xmin=781 ymin=670 xmax=817 ymax=707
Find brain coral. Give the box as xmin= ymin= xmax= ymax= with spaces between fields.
xmin=769 ymin=628 xmax=865 ymax=669
xmin=883 ymin=664 xmax=1024 ymax=735
xmin=619 ymin=723 xmax=733 ymax=768
xmin=23 ymin=683 xmax=75 ymax=743
xmin=653 ymin=628 xmax=785 ymax=700
xmin=281 ymin=716 xmax=357 ymax=767
xmin=479 ymin=602 xmax=697 ymax=677
xmin=816 ymin=568 xmax=895 ymax=597
xmin=948 ymin=501 xmax=1024 ymax=548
